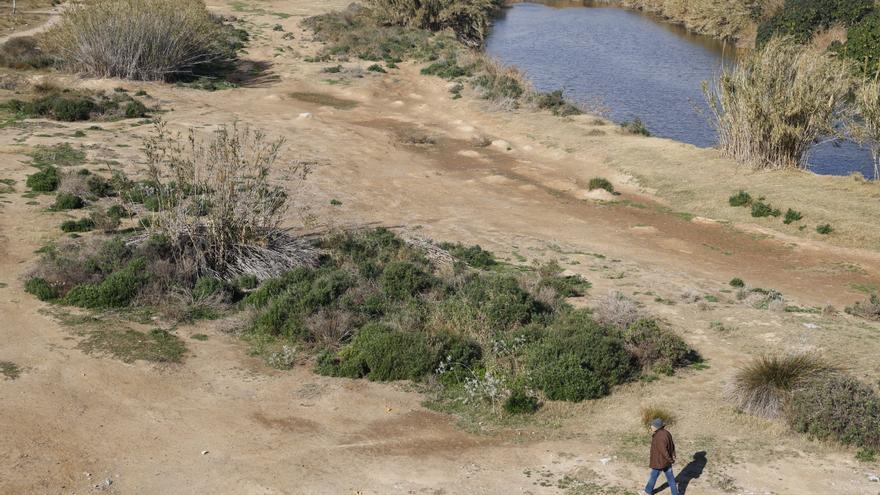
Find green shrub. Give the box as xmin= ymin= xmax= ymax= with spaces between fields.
xmin=729 ymin=277 xmax=745 ymax=288
xmin=783 ymin=208 xmax=803 ymax=224
xmin=320 ymin=323 xmax=436 ymax=381
xmin=757 ymin=0 xmax=873 ymax=45
xmin=26 ymin=166 xmax=60 ymax=192
xmin=535 ymin=90 xmax=582 ymax=117
xmin=380 ymin=261 xmax=433 ymax=298
xmin=588 ymin=177 xmax=614 ymax=193
xmin=367 ymin=0 xmax=504 ymax=47
xmin=623 ymin=319 xmax=693 ymax=375
xmin=60 ymin=218 xmax=95 ymax=233
xmin=52 ymin=192 xmax=85 ymax=210
xmin=421 ymin=58 xmax=472 ymax=79
xmin=728 ymin=190 xmax=752 ymax=207
xmin=729 ymin=354 xmax=834 ymax=418
xmin=29 ymin=143 xmax=86 ymax=169
xmin=439 ymin=242 xmax=495 ymax=268
xmin=751 ymin=200 xmax=781 ymax=217
xmin=504 ymin=389 xmax=540 ymax=414
xmin=839 ymin=12 xmax=880 ymax=75
xmin=788 ymin=374 xmax=880 ymax=450
xmin=106 ymin=204 xmax=128 ymax=220
xmin=64 ymin=258 xmax=148 ymax=308
xmin=25 ymin=277 xmax=58 ymax=301
xmin=526 ymin=311 xmax=639 ymax=402
xmin=816 ymin=223 xmax=833 ymax=234
xmin=367 ymin=63 xmax=387 ymax=73
xmin=87 ymin=175 xmax=115 ymax=197
xmin=620 ymin=118 xmax=651 ymax=136
xmin=3 ymin=91 xmax=150 ymax=122
xmin=193 ymin=276 xmax=227 ymax=300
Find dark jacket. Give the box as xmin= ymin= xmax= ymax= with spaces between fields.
xmin=650 ymin=428 xmax=676 ymax=469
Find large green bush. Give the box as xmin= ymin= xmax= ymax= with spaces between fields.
xmin=321 ymin=323 xmax=437 ymax=381
xmin=26 ymin=166 xmax=60 ymax=192
xmin=526 ymin=311 xmax=639 ymax=401
xmin=788 ymin=375 xmax=880 ymax=450
xmin=838 ymin=12 xmax=880 ymax=75
xmin=757 ymin=0 xmax=873 ymax=45
xmin=380 ymin=261 xmax=433 ymax=299
xmin=25 ymin=277 xmax=58 ymax=301
xmin=64 ymin=258 xmax=148 ymax=308
xmin=622 ymin=319 xmax=693 ymax=375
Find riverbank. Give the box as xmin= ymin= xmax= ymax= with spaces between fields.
xmin=1 ymin=1 xmax=880 ymax=493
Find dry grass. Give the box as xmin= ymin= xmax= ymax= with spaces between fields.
xmin=139 ymin=121 xmax=320 ymax=282
xmin=619 ymin=0 xmax=757 ymax=41
xmin=852 ymin=79 xmax=880 ymax=180
xmin=704 ymin=37 xmax=853 ymax=171
xmin=593 ymin=291 xmax=643 ymax=330
xmin=727 ymin=354 xmax=835 ymax=418
xmin=366 ymin=0 xmax=503 ymax=47
xmin=640 ymin=405 xmax=676 ymax=427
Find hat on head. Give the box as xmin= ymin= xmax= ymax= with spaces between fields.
xmin=651 ymin=418 xmax=664 ymax=429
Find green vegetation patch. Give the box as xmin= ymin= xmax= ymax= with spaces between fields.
xmin=2 ymin=90 xmax=150 ymax=122
xmin=26 ymin=166 xmax=60 ymax=192
xmin=588 ymin=177 xmax=615 ymax=193
xmin=29 ymin=143 xmax=86 ymax=168
xmin=289 ymin=92 xmax=358 ymax=110
xmin=78 ymin=327 xmax=186 ymax=363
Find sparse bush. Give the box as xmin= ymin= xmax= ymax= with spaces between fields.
xmin=728 ymin=354 xmax=834 ymax=418
xmin=816 ymin=223 xmax=833 ymax=234
xmin=783 ymin=208 xmax=803 ymax=224
xmin=788 ymin=374 xmax=880 ymax=450
xmin=751 ymin=200 xmax=781 ymax=217
xmin=52 ymin=192 xmax=85 ymax=210
xmin=471 ymin=55 xmax=532 ymax=106
xmin=42 ymin=0 xmax=240 ymax=81
xmin=704 ymin=37 xmax=853 ymax=170
xmin=29 ymin=143 xmax=86 ymax=168
xmin=594 ymin=291 xmax=643 ymax=330
xmin=266 ymin=345 xmax=297 ymax=369
xmin=60 ymin=218 xmax=95 ymax=233
xmin=640 ymin=405 xmax=676 ymax=427
xmin=25 ymin=277 xmax=58 ymax=301
xmin=846 ymin=293 xmax=880 ymax=320
xmin=729 ymin=277 xmax=745 ymax=287
xmin=0 ymin=36 xmax=52 ymax=69
xmin=588 ymin=177 xmax=614 ymax=193
xmin=728 ymin=190 xmax=752 ymax=207
xmin=535 ymin=90 xmax=582 ymax=117
xmin=3 ymin=91 xmax=149 ymax=122
xmin=851 ymin=78 xmax=880 ymax=181
xmin=26 ymin=166 xmax=60 ymax=192
xmin=367 ymin=63 xmax=387 ymax=73
xmin=757 ymin=0 xmax=873 ymax=45
xmin=623 ymin=319 xmax=693 ymax=375
xmin=421 ymin=57 xmax=472 ymax=79
xmin=367 ymin=0 xmax=504 ymax=47
xmin=620 ymin=118 xmax=651 ymax=136
xmin=504 ymin=389 xmax=540 ymax=414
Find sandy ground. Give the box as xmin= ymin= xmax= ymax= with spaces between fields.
xmin=2 ymin=1 xmax=880 ymax=494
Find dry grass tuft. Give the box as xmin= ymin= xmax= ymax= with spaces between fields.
xmin=727 ymin=354 xmax=835 ymax=418
xmin=594 ymin=291 xmax=643 ymax=330
xmin=640 ymin=405 xmax=676 ymax=427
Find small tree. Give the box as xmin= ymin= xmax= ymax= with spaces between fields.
xmin=852 ymin=78 xmax=880 ymax=180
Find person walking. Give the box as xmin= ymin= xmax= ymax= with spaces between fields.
xmin=644 ymin=418 xmax=679 ymax=495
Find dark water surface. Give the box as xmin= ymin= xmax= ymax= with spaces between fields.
xmin=485 ymin=1 xmax=874 ymax=177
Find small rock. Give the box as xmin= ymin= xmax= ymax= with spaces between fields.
xmin=803 ymin=323 xmax=821 ymax=330
xmin=201 ymin=450 xmax=209 ymax=455
xmin=297 ymin=112 xmax=312 ymax=119
xmin=599 ymin=457 xmax=612 ymax=465
xmin=868 ymin=474 xmax=879 ymax=482
xmin=105 ymin=479 xmax=113 ymax=486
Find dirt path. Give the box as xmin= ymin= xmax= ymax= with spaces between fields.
xmin=2 ymin=1 xmax=880 ymax=494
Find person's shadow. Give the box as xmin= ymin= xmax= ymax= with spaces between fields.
xmin=654 ymin=451 xmax=707 ymax=495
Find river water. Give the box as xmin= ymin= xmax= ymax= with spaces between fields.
xmin=485 ymin=1 xmax=874 ymax=177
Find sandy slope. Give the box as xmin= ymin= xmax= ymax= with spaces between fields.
xmin=1 ymin=1 xmax=880 ymax=493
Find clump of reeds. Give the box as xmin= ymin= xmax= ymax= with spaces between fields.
xmin=139 ymin=121 xmax=319 ymax=282
xmin=41 ymin=0 xmax=235 ymax=81
xmin=703 ymin=37 xmax=853 ymax=170
xmin=727 ymin=353 xmax=835 ymax=418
